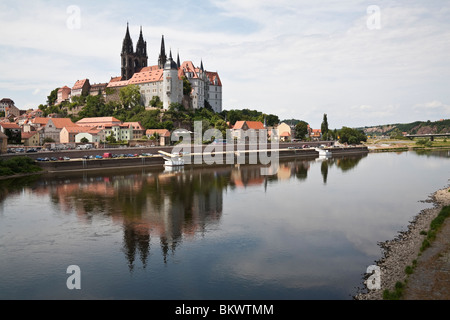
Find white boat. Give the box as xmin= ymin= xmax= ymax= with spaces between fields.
xmin=159 ymin=150 xmax=185 ymax=167
xmin=315 ymin=147 xmax=332 ymax=157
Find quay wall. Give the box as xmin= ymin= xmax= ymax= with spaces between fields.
xmin=35 ymin=146 xmax=368 ymax=173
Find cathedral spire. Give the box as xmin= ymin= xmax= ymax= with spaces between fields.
xmin=177 ymin=51 xmax=181 ymax=69
xmin=158 ymin=35 xmax=167 ymax=69
xmin=122 ymin=22 xmax=133 ymax=54
xmin=136 ymin=25 xmax=147 ymax=58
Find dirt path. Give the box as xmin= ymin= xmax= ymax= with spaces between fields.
xmin=355 ymin=187 xmax=450 ymax=300
xmin=402 ymin=189 xmax=450 ymax=299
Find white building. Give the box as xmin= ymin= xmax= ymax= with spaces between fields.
xmin=205 ymin=71 xmax=222 ymax=113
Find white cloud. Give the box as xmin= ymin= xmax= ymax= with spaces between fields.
xmin=414 ymin=101 xmax=450 ymax=118
xmin=0 ymin=0 xmax=449 ymax=128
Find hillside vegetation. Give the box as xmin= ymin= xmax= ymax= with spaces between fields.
xmin=361 ymin=119 xmax=450 ymax=137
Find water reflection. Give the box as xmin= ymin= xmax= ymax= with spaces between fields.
xmin=0 ymin=154 xmax=368 ymax=273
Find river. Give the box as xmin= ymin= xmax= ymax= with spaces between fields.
xmin=0 ymin=150 xmax=448 ymax=300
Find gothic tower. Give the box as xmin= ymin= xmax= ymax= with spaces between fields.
xmin=135 ymin=26 xmax=148 ymax=70
xmin=158 ymin=35 xmax=167 ymax=69
xmin=121 ymin=24 xmax=148 ymax=80
xmin=121 ymin=23 xmax=134 ymax=80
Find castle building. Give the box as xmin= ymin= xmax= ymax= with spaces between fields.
xmin=116 ymin=24 xmax=223 ymax=112
xmin=59 ymin=24 xmax=223 ymax=113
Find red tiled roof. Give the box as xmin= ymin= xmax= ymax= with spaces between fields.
xmin=110 ymin=76 xmax=122 ymax=82
xmin=205 ymin=71 xmax=222 ymax=86
xmin=233 ymin=121 xmax=265 ymax=130
xmin=0 ymin=123 xmax=20 ymax=129
xmin=107 ymin=79 xmax=129 ymax=88
xmin=21 ymin=131 xmax=38 ymax=139
xmin=77 ymin=117 xmax=121 ymax=126
xmin=48 ymin=118 xmax=77 ymax=129
xmin=63 ymin=126 xmax=91 ymax=133
xmin=140 ymin=66 xmax=159 ymax=72
xmin=179 ymin=61 xmax=199 ymax=79
xmin=124 ymin=122 xmax=144 ymax=130
xmin=72 ymin=79 xmax=89 ymax=90
xmin=58 ymin=86 xmax=71 ymax=92
xmin=146 ymin=129 xmax=171 ymax=137
xmin=31 ymin=117 xmax=50 ymax=125
xmin=128 ymin=69 xmax=163 ymax=85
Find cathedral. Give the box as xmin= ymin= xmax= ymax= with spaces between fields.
xmin=121 ymin=23 xmax=148 ymax=81
xmin=118 ymin=24 xmax=223 ymax=112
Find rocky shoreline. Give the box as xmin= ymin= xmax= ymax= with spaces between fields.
xmin=355 ymin=186 xmax=450 ymax=300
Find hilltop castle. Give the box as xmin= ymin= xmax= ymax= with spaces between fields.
xmin=59 ymin=24 xmax=222 ymax=113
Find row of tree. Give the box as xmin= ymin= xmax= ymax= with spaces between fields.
xmin=291 ymin=114 xmax=367 ymax=144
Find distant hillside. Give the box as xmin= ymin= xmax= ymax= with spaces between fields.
xmin=360 ymin=119 xmax=450 ymax=136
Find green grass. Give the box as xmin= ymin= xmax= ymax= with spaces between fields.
xmin=420 ymin=205 xmax=450 ymax=253
xmin=383 ymin=281 xmax=405 ymax=300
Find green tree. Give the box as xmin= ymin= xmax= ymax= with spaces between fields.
xmin=321 ymin=114 xmax=329 ymax=140
xmin=149 ymin=96 xmax=163 ymax=109
xmin=182 ymin=76 xmax=192 ymax=96
xmin=338 ymin=127 xmax=367 ymax=145
xmin=47 ymin=88 xmax=60 ymax=106
xmin=43 ymin=137 xmax=55 ymax=143
xmin=295 ymin=121 xmax=309 ymax=140
xmin=265 ymin=114 xmax=280 ymax=127
xmin=119 ymin=84 xmax=141 ymax=110
xmin=214 ymin=119 xmax=229 ymax=138
xmin=106 ymin=134 xmax=117 ymax=144
xmin=80 ymin=137 xmax=89 ymax=143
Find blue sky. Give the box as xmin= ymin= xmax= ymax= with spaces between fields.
xmin=0 ymin=0 xmax=449 ymax=129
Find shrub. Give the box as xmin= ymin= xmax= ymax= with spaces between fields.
xmin=405 ymin=265 xmax=414 ymax=275
xmin=383 ymin=281 xmax=405 ymax=300
xmin=0 ymin=157 xmax=42 ymax=176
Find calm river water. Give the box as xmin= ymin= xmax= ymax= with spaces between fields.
xmin=0 ymin=150 xmax=448 ymax=300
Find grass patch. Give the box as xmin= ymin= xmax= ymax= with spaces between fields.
xmin=420 ymin=205 xmax=450 ymax=253
xmin=383 ymin=281 xmax=406 ymax=300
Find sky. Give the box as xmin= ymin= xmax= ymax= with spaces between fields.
xmin=0 ymin=0 xmax=449 ymax=129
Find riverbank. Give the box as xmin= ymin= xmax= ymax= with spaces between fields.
xmin=355 ymin=186 xmax=450 ymax=300
xmin=364 ymin=139 xmax=450 ymax=153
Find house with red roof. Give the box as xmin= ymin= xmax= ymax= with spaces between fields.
xmin=75 ymin=128 xmax=105 ymax=145
xmin=0 ymin=122 xmax=21 ymax=144
xmin=57 ymin=86 xmax=72 ymax=104
xmin=71 ymin=79 xmax=91 ymax=98
xmin=21 ymin=131 xmax=40 ymax=146
xmin=146 ymin=129 xmax=171 ymax=146
xmin=40 ymin=118 xmax=77 ymax=143
xmin=76 ymin=117 xmax=144 ymax=142
xmin=309 ymin=128 xmax=322 ymax=140
xmin=231 ymin=121 xmax=266 ymax=141
xmin=276 ymin=122 xmax=292 ymax=142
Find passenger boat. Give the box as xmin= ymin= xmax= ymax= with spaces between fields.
xmin=315 ymin=147 xmax=332 ymax=157
xmin=159 ymin=151 xmax=185 ymax=167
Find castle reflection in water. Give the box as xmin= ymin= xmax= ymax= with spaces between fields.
xmin=0 ymin=155 xmax=366 ymax=270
